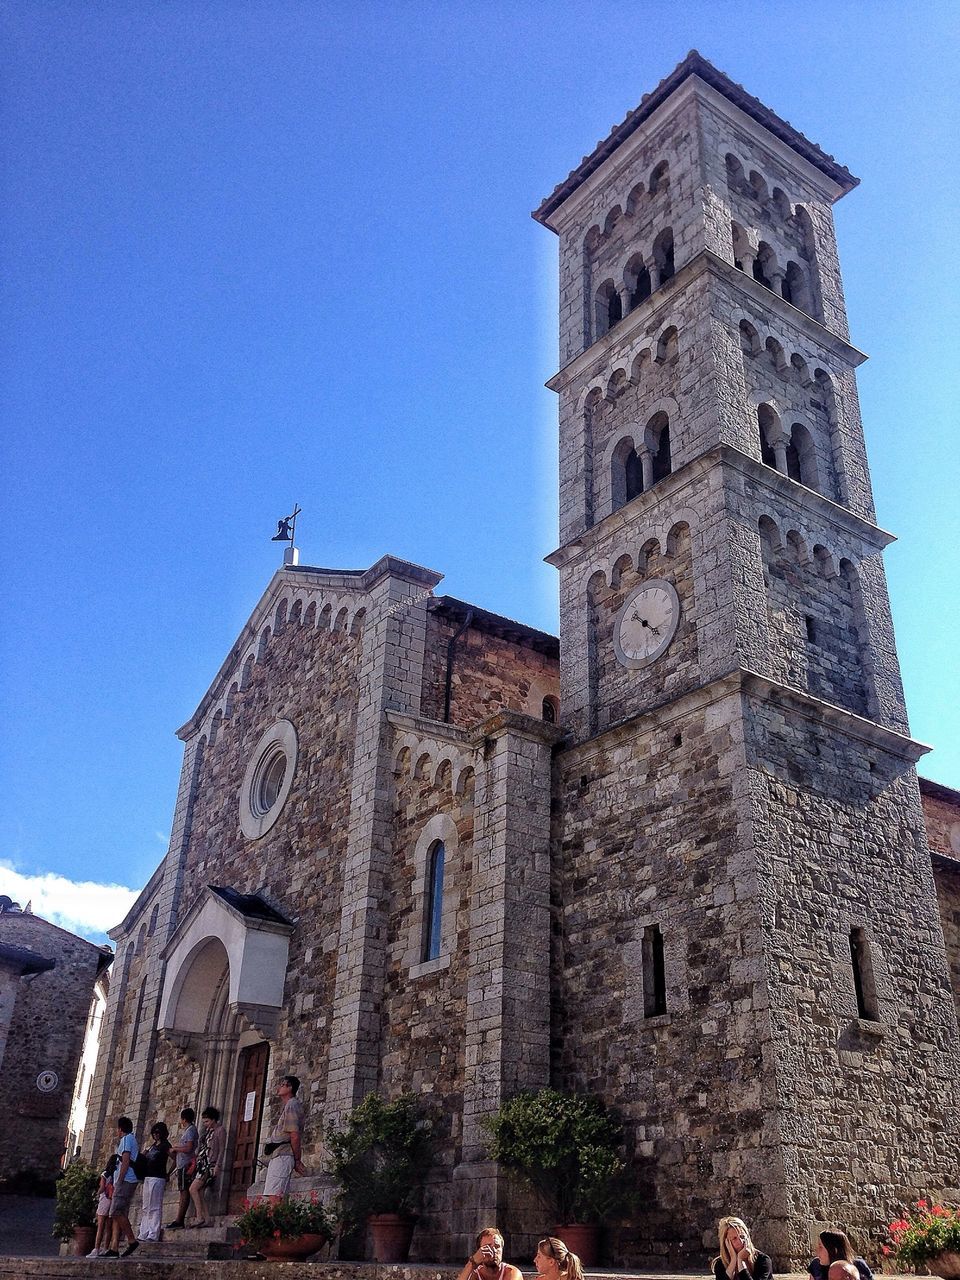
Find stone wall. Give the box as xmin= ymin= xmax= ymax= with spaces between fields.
xmin=0 ymin=912 xmax=106 ymax=1183
xmin=381 ymin=751 xmax=476 ymax=1257
xmin=420 ymin=609 xmax=559 ymax=729
xmin=746 ymin=692 xmax=960 ymax=1262
xmin=759 ymin=525 xmax=869 ymax=715
xmin=923 ymin=780 xmax=960 ymax=1026
xmin=552 ymin=683 xmax=773 ymax=1268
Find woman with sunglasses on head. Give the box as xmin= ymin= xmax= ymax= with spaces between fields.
xmin=533 ymin=1236 xmax=585 ymax=1280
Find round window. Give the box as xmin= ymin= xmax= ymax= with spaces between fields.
xmin=239 ymin=720 xmax=298 ymax=840
xmin=253 ymin=747 xmax=287 ymax=817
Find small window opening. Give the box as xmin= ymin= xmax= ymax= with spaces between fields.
xmin=642 ymin=924 xmax=667 ymax=1017
xmin=850 ymin=927 xmax=879 ymax=1021
xmin=786 ymin=439 xmax=802 ymax=482
xmin=608 ymin=290 xmax=623 ymax=329
xmin=423 ymin=841 xmax=445 ymax=962
xmin=541 ymin=696 xmax=558 ymax=724
xmin=752 ymin=257 xmax=771 ymax=289
xmin=651 ymin=424 xmax=671 ymax=484
xmin=655 ymin=231 xmax=675 ymax=285
xmin=630 ymin=266 xmax=652 ymax=309
xmin=804 ymin=615 xmax=817 ymax=643
xmin=625 ymin=448 xmax=643 ymax=502
xmin=672 ymin=733 xmax=683 ymax=748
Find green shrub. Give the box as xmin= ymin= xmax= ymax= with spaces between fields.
xmin=483 ymin=1088 xmax=633 ymax=1224
xmin=52 ymin=1160 xmax=99 ymax=1239
xmin=326 ymin=1093 xmax=432 ymax=1229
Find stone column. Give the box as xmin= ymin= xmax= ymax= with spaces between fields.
xmin=453 ymin=710 xmax=562 ymax=1244
xmin=639 ymin=445 xmax=654 ymax=491
xmin=325 ymin=558 xmax=441 ymax=1123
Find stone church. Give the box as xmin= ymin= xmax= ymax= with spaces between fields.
xmin=84 ymin=53 xmax=960 ymax=1267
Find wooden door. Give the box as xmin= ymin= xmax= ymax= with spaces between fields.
xmin=228 ymin=1042 xmax=269 ymax=1210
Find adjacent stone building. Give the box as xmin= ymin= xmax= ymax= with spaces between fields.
xmin=83 ymin=53 xmax=960 ymax=1267
xmin=0 ymin=899 xmax=111 ymax=1185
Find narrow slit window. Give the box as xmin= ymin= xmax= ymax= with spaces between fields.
xmin=642 ymin=923 xmax=667 ymax=1017
xmin=850 ymin=927 xmax=879 ymax=1021
xmin=423 ymin=841 xmax=445 ymax=962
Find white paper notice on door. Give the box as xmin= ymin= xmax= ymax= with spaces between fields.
xmin=243 ymin=1091 xmax=256 ymax=1123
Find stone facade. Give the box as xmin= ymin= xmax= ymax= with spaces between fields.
xmin=0 ymin=905 xmax=109 ymax=1184
xmin=83 ymin=53 xmax=959 ymax=1272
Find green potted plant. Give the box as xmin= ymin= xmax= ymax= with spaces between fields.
xmin=886 ymin=1201 xmax=960 ymax=1280
xmin=52 ymin=1160 xmax=100 ymax=1256
xmin=483 ymin=1088 xmax=634 ymax=1266
xmin=235 ymin=1192 xmax=334 ymax=1260
xmin=326 ymin=1092 xmax=433 ymax=1262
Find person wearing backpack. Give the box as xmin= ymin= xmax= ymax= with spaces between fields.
xmin=136 ymin=1122 xmax=172 ymax=1242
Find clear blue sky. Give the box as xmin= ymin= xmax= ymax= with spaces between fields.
xmin=1 ymin=1 xmax=958 ymax=939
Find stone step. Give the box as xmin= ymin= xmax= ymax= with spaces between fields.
xmin=0 ymin=1264 xmax=867 ymax=1280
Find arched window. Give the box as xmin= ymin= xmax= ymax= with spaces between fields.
xmin=423 ymin=841 xmax=445 ymax=962
xmin=653 ymin=228 xmax=675 ymax=285
xmin=595 ymin=280 xmax=620 ymax=338
xmin=784 ymin=261 xmax=808 ymax=313
xmin=651 ymin=420 xmax=671 ymax=484
xmin=627 ymin=256 xmax=652 ymax=309
xmin=753 ymin=246 xmax=773 ymax=290
xmin=611 ymin=436 xmax=643 ymax=512
xmin=625 ymin=448 xmax=642 ymax=501
xmin=787 ymin=423 xmax=819 ymax=491
xmin=758 ymin=404 xmax=779 ymax=469
xmin=541 ymin=696 xmax=559 ymax=724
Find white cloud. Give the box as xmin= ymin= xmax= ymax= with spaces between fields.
xmin=0 ymin=859 xmax=140 ymax=943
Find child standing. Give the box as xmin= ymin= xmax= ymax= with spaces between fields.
xmin=87 ymin=1154 xmax=118 ymax=1258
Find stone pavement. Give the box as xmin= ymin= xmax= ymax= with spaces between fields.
xmin=0 ymin=1194 xmax=59 ymax=1258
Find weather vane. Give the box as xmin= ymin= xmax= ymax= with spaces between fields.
xmin=271 ymin=504 xmax=302 ymax=565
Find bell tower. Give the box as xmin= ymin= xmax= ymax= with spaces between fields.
xmin=537 ymin=53 xmax=960 ymax=1264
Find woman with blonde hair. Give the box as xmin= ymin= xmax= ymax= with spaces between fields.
xmin=713 ymin=1217 xmax=773 ymax=1280
xmin=534 ymin=1236 xmax=585 ymax=1280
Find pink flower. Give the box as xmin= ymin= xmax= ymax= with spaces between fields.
xmin=881 ymin=1247 xmax=891 ymax=1256
xmin=917 ymin=1200 xmax=928 ymax=1210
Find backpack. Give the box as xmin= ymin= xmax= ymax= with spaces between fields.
xmin=132 ymin=1150 xmax=149 ymax=1181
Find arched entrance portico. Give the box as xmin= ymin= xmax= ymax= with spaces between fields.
xmin=157 ymin=887 xmax=294 ymax=1208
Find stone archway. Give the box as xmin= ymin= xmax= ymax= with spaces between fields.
xmin=157 ymin=888 xmax=293 ymax=1206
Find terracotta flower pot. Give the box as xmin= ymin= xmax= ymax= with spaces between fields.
xmin=369 ymin=1213 xmax=415 ymax=1262
xmin=259 ymin=1231 xmax=328 ymax=1260
xmin=927 ymin=1252 xmax=960 ymax=1280
xmin=553 ymin=1223 xmax=600 ymax=1268
xmin=71 ymin=1225 xmax=97 ymax=1257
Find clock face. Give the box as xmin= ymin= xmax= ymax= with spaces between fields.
xmin=613 ymin=579 xmax=680 ymax=668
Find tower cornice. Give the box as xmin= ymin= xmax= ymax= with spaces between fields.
xmin=545 ymin=443 xmax=895 ymax=572
xmin=556 ymin=666 xmax=930 ymax=768
xmin=534 ymin=50 xmax=857 ymax=229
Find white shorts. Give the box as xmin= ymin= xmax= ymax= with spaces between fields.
xmin=262 ymin=1149 xmax=295 ymax=1196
